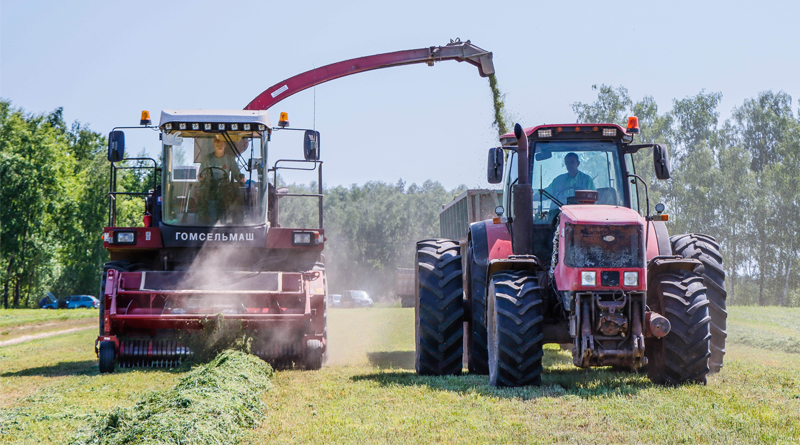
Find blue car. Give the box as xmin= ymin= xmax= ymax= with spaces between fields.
xmin=66 ymin=295 xmax=99 ymax=309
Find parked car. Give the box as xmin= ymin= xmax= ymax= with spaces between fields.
xmin=43 ymin=294 xmax=72 ymax=309
xmin=329 ymin=294 xmax=342 ymax=308
xmin=339 ymin=290 xmax=374 ymax=308
xmin=38 ymin=292 xmax=57 ymax=308
xmin=66 ymin=295 xmax=99 ymax=309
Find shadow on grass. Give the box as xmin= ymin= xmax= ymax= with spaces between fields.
xmin=353 ymin=349 xmax=652 ymax=400
xmin=1 ymin=360 xmax=194 ymax=377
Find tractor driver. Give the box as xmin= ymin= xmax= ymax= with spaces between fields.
xmin=197 ymin=136 xmax=245 ymax=223
xmin=542 ymin=152 xmax=595 ymax=205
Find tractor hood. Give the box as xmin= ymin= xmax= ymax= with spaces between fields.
xmin=560 ymin=205 xmax=642 ymax=226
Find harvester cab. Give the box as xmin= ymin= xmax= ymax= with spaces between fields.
xmin=96 ymin=109 xmax=327 ymax=373
xmin=416 ymin=118 xmax=726 ymax=387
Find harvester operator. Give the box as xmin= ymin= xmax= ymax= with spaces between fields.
xmin=197 ymin=136 xmax=245 ymax=223
xmin=543 ymin=152 xmax=595 ymax=204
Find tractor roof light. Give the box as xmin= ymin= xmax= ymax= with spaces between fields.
xmin=538 ymin=129 xmax=552 ymax=138
xmin=627 ymin=116 xmax=640 ymax=134
xmin=602 ymin=128 xmax=616 ymax=137
xmin=278 ymin=112 xmax=289 ymax=128
xmin=140 ymin=110 xmax=151 ymax=126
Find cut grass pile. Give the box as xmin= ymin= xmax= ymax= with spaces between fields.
xmin=72 ymin=350 xmax=273 ymax=445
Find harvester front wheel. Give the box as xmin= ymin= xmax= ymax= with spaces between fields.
xmin=303 ymin=339 xmax=323 ymax=370
xmin=415 ymin=239 xmax=463 ymax=376
xmin=98 ymin=340 xmax=116 ymax=374
xmin=646 ymin=271 xmax=711 ymax=385
xmin=671 ymin=233 xmax=727 ymax=374
xmin=487 ymin=271 xmax=544 ymax=387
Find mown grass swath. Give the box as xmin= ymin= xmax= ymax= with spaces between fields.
xmin=72 ymin=350 xmax=273 ymax=445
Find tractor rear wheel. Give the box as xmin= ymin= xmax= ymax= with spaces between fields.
xmin=415 ymin=239 xmax=464 ymax=376
xmin=98 ymin=340 xmax=116 ymax=374
xmin=487 ymin=271 xmax=544 ymax=387
xmin=466 ymin=241 xmax=489 ymax=375
xmin=303 ymin=339 xmax=323 ymax=370
xmin=671 ymin=234 xmax=726 ymax=374
xmin=646 ymin=271 xmax=711 ymax=385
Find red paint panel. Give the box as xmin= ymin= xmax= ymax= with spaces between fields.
xmin=560 ymin=205 xmax=642 ymax=225
xmin=645 ymin=221 xmax=660 ymax=262
xmin=485 ymin=222 xmax=512 ymax=261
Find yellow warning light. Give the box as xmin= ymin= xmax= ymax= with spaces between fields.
xmin=627 ymin=116 xmax=640 ymax=134
xmin=140 ymin=110 xmax=152 ymax=126
xmin=278 ymin=112 xmax=289 ymax=128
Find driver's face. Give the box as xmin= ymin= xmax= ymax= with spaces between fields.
xmin=565 ymin=156 xmax=579 ymax=175
xmin=213 ymin=139 xmax=225 ymax=155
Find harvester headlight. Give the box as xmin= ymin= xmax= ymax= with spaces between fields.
xmin=204 ymin=123 xmax=212 ymax=131
xmin=217 ymin=123 xmax=225 ymax=130
xmin=603 ymin=128 xmax=617 ymax=137
xmin=192 ymin=123 xmax=200 ymax=130
xmin=165 ymin=123 xmax=172 ymax=130
xmin=243 ymin=124 xmax=251 ymax=131
xmin=115 ymin=231 xmax=136 ymax=244
xmin=231 ymin=123 xmax=239 ymax=130
xmin=292 ymin=232 xmax=314 ymax=245
xmin=624 ymin=271 xmax=639 ymax=286
xmin=537 ymin=129 xmax=552 ymax=138
xmin=581 ymin=271 xmax=596 ymax=286
xmin=178 ymin=123 xmax=187 ymax=130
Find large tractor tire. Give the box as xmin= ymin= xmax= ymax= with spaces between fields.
xmin=415 ymin=239 xmax=464 ymax=376
xmin=466 ymin=241 xmax=489 ymax=375
xmin=303 ymin=339 xmax=323 ymax=370
xmin=646 ymin=271 xmax=711 ymax=385
xmin=671 ymin=234 xmax=726 ymax=374
xmin=487 ymin=271 xmax=544 ymax=387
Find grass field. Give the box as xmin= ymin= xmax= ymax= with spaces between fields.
xmin=1 ymin=306 xmax=799 ymax=444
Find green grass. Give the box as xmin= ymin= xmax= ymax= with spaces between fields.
xmin=0 ymin=309 xmax=96 ymax=331
xmin=1 ymin=306 xmax=799 ymax=444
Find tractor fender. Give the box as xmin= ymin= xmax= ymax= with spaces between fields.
xmin=651 ymin=221 xmax=672 ymax=257
xmin=484 ymin=221 xmax=513 ymax=262
xmin=487 ymin=256 xmax=541 ymax=278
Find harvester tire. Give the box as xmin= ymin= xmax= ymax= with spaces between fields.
xmin=304 ymin=339 xmax=323 ymax=370
xmin=487 ymin=271 xmax=544 ymax=387
xmin=671 ymin=233 xmax=726 ymax=374
xmin=646 ymin=271 xmax=711 ymax=385
xmin=415 ymin=239 xmax=463 ymax=376
xmin=98 ymin=340 xmax=116 ymax=373
xmin=466 ymin=241 xmax=489 ymax=375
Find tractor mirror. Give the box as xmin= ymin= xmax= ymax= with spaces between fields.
xmin=487 ymin=147 xmax=504 ymax=184
xmin=304 ymin=130 xmax=321 ymax=161
xmin=653 ymin=144 xmax=671 ymax=179
xmin=108 ymin=130 xmax=125 ymax=162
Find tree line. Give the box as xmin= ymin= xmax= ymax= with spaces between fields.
xmin=2 ymin=86 xmax=799 ymax=307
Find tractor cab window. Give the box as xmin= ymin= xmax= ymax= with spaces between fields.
xmin=162 ymin=133 xmax=266 ymax=226
xmin=529 ymin=141 xmax=625 ymax=220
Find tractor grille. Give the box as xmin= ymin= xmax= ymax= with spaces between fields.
xmin=564 ymin=224 xmax=644 ymax=268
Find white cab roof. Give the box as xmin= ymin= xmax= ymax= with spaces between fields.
xmin=159 ymin=109 xmax=271 ymax=127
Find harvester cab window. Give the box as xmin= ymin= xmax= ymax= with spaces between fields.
xmin=162 ymin=133 xmax=265 ymax=226
xmin=531 ymin=141 xmax=624 ymax=214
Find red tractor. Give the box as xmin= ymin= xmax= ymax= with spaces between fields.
xmin=96 ymin=109 xmax=327 ymax=372
xmin=415 ymin=120 xmax=726 ymax=386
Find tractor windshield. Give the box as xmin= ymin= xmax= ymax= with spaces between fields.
xmin=507 ymin=141 xmax=625 ymax=222
xmin=162 ymin=133 xmax=266 ymax=227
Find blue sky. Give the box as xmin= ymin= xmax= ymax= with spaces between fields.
xmin=2 ymin=0 xmax=798 ymax=189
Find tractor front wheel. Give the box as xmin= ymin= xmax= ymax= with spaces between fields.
xmin=487 ymin=271 xmax=544 ymax=387
xmin=646 ymin=271 xmax=711 ymax=385
xmin=415 ymin=239 xmax=464 ymax=376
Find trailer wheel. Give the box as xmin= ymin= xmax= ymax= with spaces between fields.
xmin=303 ymin=339 xmax=323 ymax=370
xmin=466 ymin=241 xmax=489 ymax=375
xmin=646 ymin=271 xmax=710 ymax=385
xmin=98 ymin=340 xmax=116 ymax=374
xmin=415 ymin=239 xmax=463 ymax=376
xmin=487 ymin=271 xmax=544 ymax=387
xmin=670 ymin=233 xmax=726 ymax=374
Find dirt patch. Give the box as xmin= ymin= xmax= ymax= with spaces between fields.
xmin=0 ymin=325 xmax=95 ymax=347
